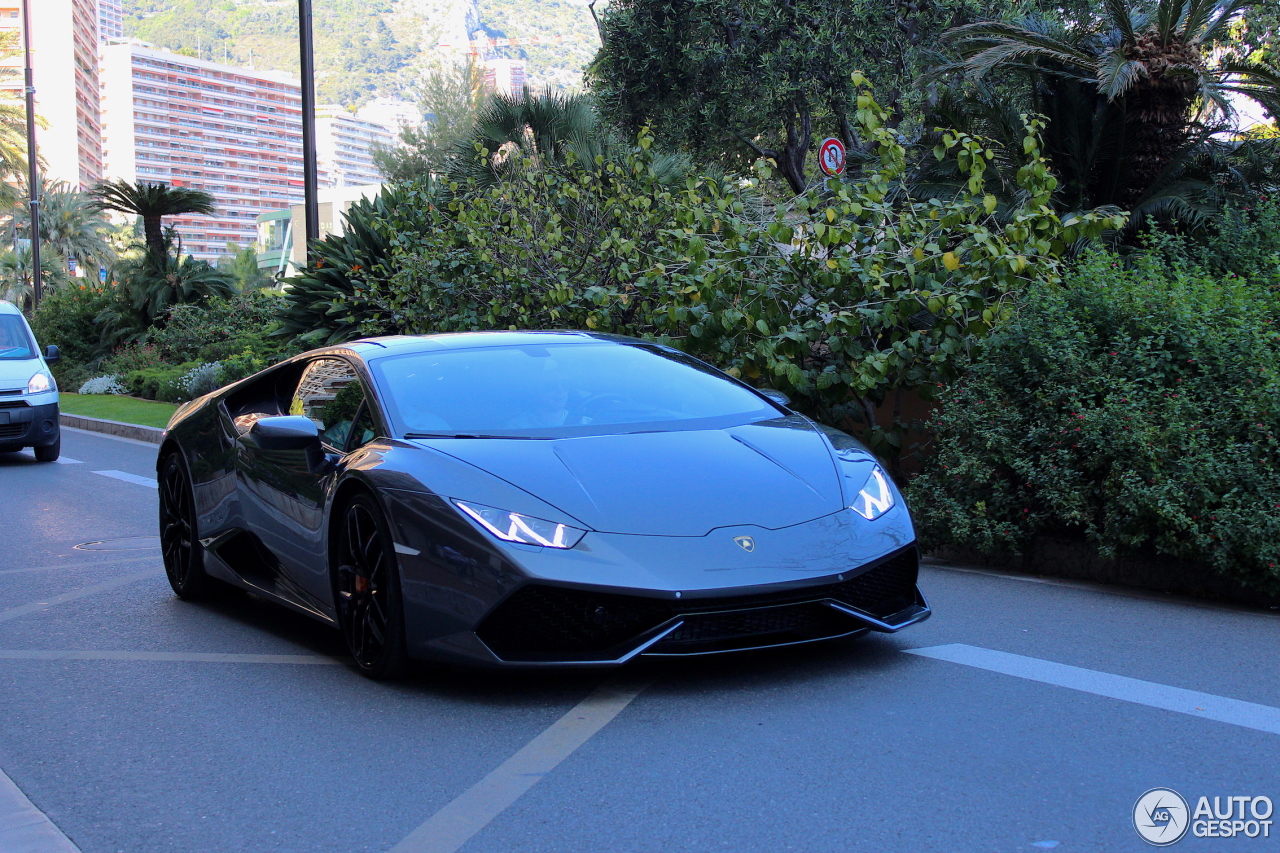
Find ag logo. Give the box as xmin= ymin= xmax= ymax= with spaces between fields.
xmin=733 ymin=535 xmax=755 ymax=553
xmin=1134 ymin=788 xmax=1190 ymax=846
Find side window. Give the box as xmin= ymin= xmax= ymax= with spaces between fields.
xmin=290 ymin=358 xmax=367 ymax=450
xmin=348 ymin=402 xmax=377 ymax=451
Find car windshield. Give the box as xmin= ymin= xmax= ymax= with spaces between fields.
xmin=0 ymin=315 xmax=36 ymax=360
xmin=371 ymin=342 xmax=781 ymax=438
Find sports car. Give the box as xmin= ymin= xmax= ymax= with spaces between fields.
xmin=158 ymin=331 xmax=930 ymax=677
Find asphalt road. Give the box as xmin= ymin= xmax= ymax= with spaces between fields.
xmin=1 ymin=428 xmax=1278 ymax=853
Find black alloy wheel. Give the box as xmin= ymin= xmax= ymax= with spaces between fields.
xmin=336 ymin=493 xmax=408 ymax=679
xmin=159 ymin=452 xmax=210 ymax=599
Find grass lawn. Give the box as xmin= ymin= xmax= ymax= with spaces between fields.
xmin=59 ymin=393 xmax=178 ymax=429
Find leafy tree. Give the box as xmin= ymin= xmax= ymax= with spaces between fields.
xmin=943 ymin=0 xmax=1280 ymax=219
xmin=371 ymin=60 xmax=486 ymax=182
xmin=589 ymin=0 xmax=987 ymax=194
xmin=91 ymin=180 xmax=216 ymax=260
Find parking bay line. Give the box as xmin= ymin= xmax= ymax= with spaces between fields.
xmin=91 ymin=470 xmax=157 ymax=489
xmin=0 ymin=650 xmax=343 ymax=665
xmin=906 ymin=643 xmax=1280 ymax=736
xmin=0 ymin=765 xmax=81 ymax=853
xmin=0 ymin=569 xmax=164 ymax=625
xmin=390 ymin=675 xmax=654 ymax=853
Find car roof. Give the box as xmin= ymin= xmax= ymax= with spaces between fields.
xmin=342 ymin=330 xmax=644 ymax=359
xmin=0 ymin=300 xmax=23 ymax=317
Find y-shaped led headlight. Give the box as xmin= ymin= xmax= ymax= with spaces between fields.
xmin=453 ymin=500 xmax=587 ymax=549
xmin=850 ymin=466 xmax=895 ymax=520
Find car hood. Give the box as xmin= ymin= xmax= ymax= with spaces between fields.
xmin=412 ymin=416 xmax=845 ymax=536
xmin=0 ymin=356 xmax=41 ymax=391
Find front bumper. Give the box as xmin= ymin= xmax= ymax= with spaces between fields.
xmin=0 ymin=401 xmax=59 ymax=448
xmin=473 ymin=545 xmax=929 ymax=664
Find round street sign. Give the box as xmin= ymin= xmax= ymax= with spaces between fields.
xmin=818 ymin=137 xmax=846 ymax=177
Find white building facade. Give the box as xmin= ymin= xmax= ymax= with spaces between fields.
xmin=0 ymin=0 xmax=103 ymax=189
xmin=99 ymin=42 xmax=306 ymax=261
xmin=316 ymin=106 xmax=393 ymax=188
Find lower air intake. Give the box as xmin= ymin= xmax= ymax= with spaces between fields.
xmin=476 ymin=546 xmax=920 ymax=662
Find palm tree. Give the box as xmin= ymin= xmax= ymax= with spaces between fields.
xmin=447 ymin=87 xmax=691 ymax=190
xmin=9 ymin=179 xmax=114 ymax=273
xmin=0 ymin=246 xmax=68 ymax=312
xmin=943 ymin=0 xmax=1280 ymax=211
xmin=0 ymin=31 xmax=31 ymax=211
xmin=91 ymin=180 xmax=216 ymax=259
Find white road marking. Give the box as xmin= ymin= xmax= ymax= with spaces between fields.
xmin=393 ymin=542 xmax=420 ymax=556
xmin=907 ymin=644 xmax=1280 ymax=736
xmin=0 ymin=650 xmax=343 ymax=665
xmin=53 ymin=457 xmax=82 ymax=465
xmin=390 ymin=676 xmax=654 ymax=853
xmin=0 ymin=765 xmax=81 ymax=853
xmin=91 ymin=470 xmax=157 ymax=489
xmin=0 ymin=569 xmax=164 ymax=625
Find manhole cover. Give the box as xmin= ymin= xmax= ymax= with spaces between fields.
xmin=75 ymin=537 xmax=162 ymax=551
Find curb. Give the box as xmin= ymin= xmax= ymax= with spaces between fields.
xmin=59 ymin=413 xmax=164 ymax=445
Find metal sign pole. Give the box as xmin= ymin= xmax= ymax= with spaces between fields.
xmin=20 ymin=0 xmax=41 ymax=309
xmin=297 ymin=0 xmax=319 ymax=267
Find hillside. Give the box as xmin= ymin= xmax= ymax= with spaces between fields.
xmin=122 ymin=0 xmax=601 ymax=107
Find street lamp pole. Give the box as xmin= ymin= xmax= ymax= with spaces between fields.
xmin=20 ymin=0 xmax=41 ymax=309
xmin=297 ymin=0 xmax=319 ymax=266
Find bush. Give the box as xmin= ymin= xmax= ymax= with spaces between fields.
xmin=78 ymin=375 xmax=126 ymax=395
xmin=101 ymin=343 xmax=166 ymax=375
xmin=28 ymin=284 xmax=115 ymax=386
xmin=317 ymin=81 xmax=1120 ymax=460
xmin=176 ymin=362 xmax=220 ymax=398
xmin=150 ymin=290 xmax=293 ymax=363
xmin=117 ymin=363 xmax=190 ymax=402
xmin=906 ymin=249 xmax=1280 ymax=595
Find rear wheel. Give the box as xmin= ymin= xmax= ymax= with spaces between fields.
xmin=34 ymin=435 xmax=59 ymax=462
xmin=335 ymin=493 xmax=408 ymax=679
xmin=159 ymin=452 xmax=210 ymax=599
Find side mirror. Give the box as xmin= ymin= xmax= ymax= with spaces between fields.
xmin=760 ymin=388 xmax=791 ymax=407
xmin=249 ymin=415 xmax=320 ymax=451
xmin=44 ymin=344 xmax=60 ymax=364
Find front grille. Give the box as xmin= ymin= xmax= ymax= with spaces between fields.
xmin=653 ymin=601 xmax=856 ymax=654
xmin=476 ymin=546 xmax=919 ymax=661
xmin=0 ymin=400 xmax=28 ymax=409
xmin=0 ymin=423 xmax=26 ymax=439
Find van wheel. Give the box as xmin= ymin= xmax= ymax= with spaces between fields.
xmin=34 ymin=436 xmax=60 ymax=462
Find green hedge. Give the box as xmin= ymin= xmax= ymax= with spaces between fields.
xmin=907 ymin=249 xmax=1280 ymax=595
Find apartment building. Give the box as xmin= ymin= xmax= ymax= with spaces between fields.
xmin=99 ymin=0 xmax=123 ymax=41
xmin=483 ymin=58 xmax=526 ymax=98
xmin=0 ymin=0 xmax=103 ymax=189
xmin=316 ymin=106 xmax=392 ymax=188
xmin=100 ymin=42 xmax=306 ymax=261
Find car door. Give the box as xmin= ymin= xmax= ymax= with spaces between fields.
xmin=235 ymin=356 xmax=379 ymax=612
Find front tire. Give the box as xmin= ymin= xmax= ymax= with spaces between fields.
xmin=335 ymin=493 xmax=408 ymax=679
xmin=34 ymin=435 xmax=59 ymax=462
xmin=159 ymin=451 xmax=210 ymax=599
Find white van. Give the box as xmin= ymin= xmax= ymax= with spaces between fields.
xmin=0 ymin=300 xmax=61 ymax=461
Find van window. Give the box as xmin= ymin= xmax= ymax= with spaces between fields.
xmin=0 ymin=315 xmax=36 ymax=360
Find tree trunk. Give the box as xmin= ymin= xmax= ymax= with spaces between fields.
xmin=778 ymin=107 xmax=812 ymax=195
xmin=142 ymin=214 xmax=165 ymax=259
